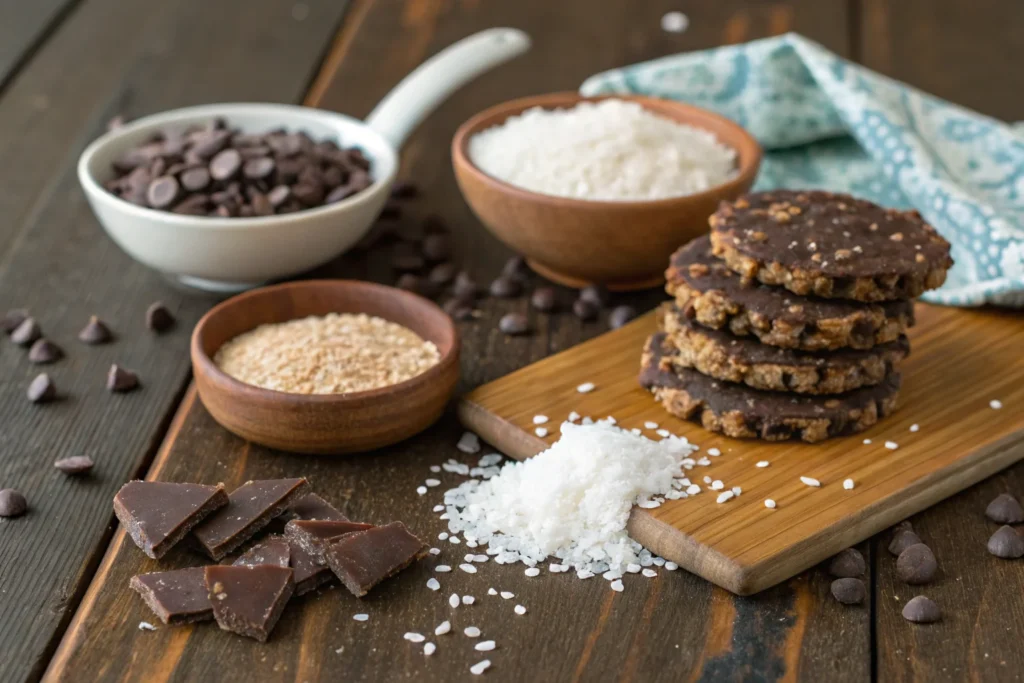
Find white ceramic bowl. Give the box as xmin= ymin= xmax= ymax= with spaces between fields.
xmin=77 ymin=103 xmax=397 ymax=292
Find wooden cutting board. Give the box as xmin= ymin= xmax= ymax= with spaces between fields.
xmin=458 ymin=304 xmax=1024 ymax=595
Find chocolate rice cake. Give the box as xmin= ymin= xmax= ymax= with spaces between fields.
xmin=708 ymin=190 xmax=953 ymax=302
xmin=640 ymin=333 xmax=901 ymax=442
xmin=666 ymin=236 xmax=914 ymax=351
xmin=661 ymin=304 xmax=910 ymax=395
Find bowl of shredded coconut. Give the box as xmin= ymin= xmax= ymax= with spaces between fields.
xmin=452 ymin=93 xmax=760 ymax=290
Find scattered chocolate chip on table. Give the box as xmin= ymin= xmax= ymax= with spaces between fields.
xmin=499 ymin=312 xmax=529 ymax=336
xmin=987 ymin=525 xmax=1024 ymax=559
xmin=54 ymin=455 xmax=95 ymax=475
xmin=902 ymin=595 xmax=941 ymax=624
xmin=985 ymin=493 xmax=1024 ymax=524
xmin=828 ymin=548 xmax=866 ymax=578
xmin=888 ymin=522 xmax=923 ymax=556
xmin=107 ymin=364 xmax=140 ymax=392
xmin=78 ymin=316 xmax=114 ymax=344
xmin=11 ymin=317 xmax=41 ymax=346
xmin=0 ymin=489 xmax=28 ymax=518
xmin=830 ymin=577 xmax=866 ymax=605
xmin=896 ymin=543 xmax=939 ymax=584
xmin=1 ymin=308 xmax=28 ymax=334
xmin=27 ymin=373 xmax=57 ymax=403
xmin=28 ymin=338 xmax=63 ymax=364
xmin=146 ymin=302 xmax=176 ymax=332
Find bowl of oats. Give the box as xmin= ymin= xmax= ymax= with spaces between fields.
xmin=191 ymin=279 xmax=460 ymax=454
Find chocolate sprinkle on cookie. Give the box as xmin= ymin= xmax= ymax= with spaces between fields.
xmin=666 ymin=237 xmax=914 ymax=351
xmin=661 ymin=304 xmax=909 ymax=395
xmin=639 ymin=333 xmax=901 ymax=442
xmin=709 ymin=191 xmax=953 ymax=301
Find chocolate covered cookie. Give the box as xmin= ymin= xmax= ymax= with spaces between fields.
xmin=661 ymin=304 xmax=909 ymax=394
xmin=708 ymin=191 xmax=953 ymax=301
xmin=639 ymin=333 xmax=901 ymax=442
xmin=666 ymin=236 xmax=914 ymax=350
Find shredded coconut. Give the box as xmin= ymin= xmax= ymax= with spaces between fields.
xmin=442 ymin=421 xmax=696 ymax=576
xmin=468 ymin=99 xmax=736 ymax=201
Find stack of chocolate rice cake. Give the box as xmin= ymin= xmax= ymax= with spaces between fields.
xmin=640 ymin=190 xmax=954 ymax=443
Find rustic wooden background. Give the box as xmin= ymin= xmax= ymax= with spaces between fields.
xmin=0 ymin=1 xmax=1020 ymax=681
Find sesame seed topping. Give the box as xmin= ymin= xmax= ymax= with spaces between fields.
xmin=800 ymin=476 xmax=821 ymax=488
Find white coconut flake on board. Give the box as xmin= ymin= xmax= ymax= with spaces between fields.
xmin=909 ymin=424 xmax=919 ymax=432
xmin=661 ymin=11 xmax=689 ymax=33
xmin=533 ymin=415 xmax=549 ymax=425
xmin=765 ymin=499 xmax=777 ymax=509
xmin=707 ymin=448 xmax=721 ymax=456
xmin=404 ymin=632 xmax=426 ymax=643
xmin=843 ymin=478 xmax=855 ymax=490
xmin=442 ymin=421 xmax=698 ymax=576
xmin=423 ymin=642 xmax=436 ymax=656
xmin=138 ymin=621 xmax=157 ymax=631
xmin=885 ymin=441 xmax=899 ymax=450
xmin=863 ymin=438 xmax=872 ymax=445
xmin=535 ymin=427 xmax=549 ymax=438
xmin=514 ymin=604 xmax=527 ymax=615
xmin=990 ymin=399 xmax=1003 ymax=409
xmin=353 ymin=614 xmax=369 ymax=622
xmin=457 ymin=432 xmax=481 ymax=454
xmin=470 ymin=660 xmax=491 ymax=675
xmin=576 ymin=382 xmax=596 ymax=393
xmin=426 ymin=578 xmax=441 ymax=591
xmin=435 ymin=620 xmax=451 ymax=636
xmin=800 ymin=476 xmax=821 ymax=488
xmin=644 ymin=421 xmax=659 ymax=430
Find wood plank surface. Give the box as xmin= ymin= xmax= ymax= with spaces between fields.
xmin=44 ymin=1 xmax=874 ymax=682
xmin=0 ymin=2 xmax=352 ymax=681
xmin=0 ymin=0 xmax=77 ymax=92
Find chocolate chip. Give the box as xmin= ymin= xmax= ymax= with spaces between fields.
xmin=530 ymin=287 xmax=557 ymax=312
xmin=830 ymin=578 xmax=865 ymax=605
xmin=902 ymin=595 xmax=940 ymax=623
xmin=2 ymin=308 xmax=29 ymax=334
xmin=325 ymin=184 xmax=357 ymax=204
xmin=443 ymin=299 xmax=475 ymax=321
xmin=180 ymin=167 xmax=211 ymax=192
xmin=896 ymin=543 xmax=938 ymax=584
xmin=78 ymin=316 xmax=113 ymax=344
xmin=572 ymin=298 xmax=599 ymax=321
xmin=146 ymin=176 xmax=180 ymax=209
xmin=888 ymin=528 xmax=922 ymax=556
xmin=146 ymin=302 xmax=175 ymax=333
xmin=28 ymin=339 xmax=63 ymax=364
xmin=54 ymin=455 xmax=94 ymax=475
xmin=209 ymin=148 xmax=242 ymax=181
xmin=267 ymin=185 xmax=291 ymax=207
xmin=987 ymin=525 xmax=1024 ymax=559
xmin=27 ymin=373 xmax=56 ymax=403
xmin=242 ymin=156 xmax=275 ymax=180
xmin=422 ymin=234 xmax=451 ymax=262
xmin=985 ymin=493 xmax=1024 ymax=524
xmin=609 ymin=305 xmax=637 ymax=329
xmin=191 ymin=130 xmax=230 ymax=159
xmin=390 ymin=181 xmax=418 ymax=199
xmin=428 ymin=262 xmax=456 ymax=286
xmin=828 ymin=548 xmax=866 ymax=578
xmin=489 ymin=276 xmax=522 ymax=299
xmin=0 ymin=489 xmax=27 ymax=517
xmin=107 ymin=364 xmax=139 ymax=392
xmin=502 ymin=255 xmax=528 ymax=281
xmin=499 ymin=313 xmax=529 ymax=336
xmin=579 ymin=284 xmax=609 ymax=308
xmin=11 ymin=317 xmax=41 ymax=346
xmin=453 ymin=272 xmax=478 ymax=300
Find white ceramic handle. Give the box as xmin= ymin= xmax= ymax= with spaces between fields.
xmin=365 ymin=28 xmax=531 ymax=149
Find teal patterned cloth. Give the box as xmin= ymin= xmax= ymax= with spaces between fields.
xmin=580 ymin=33 xmax=1024 ymax=307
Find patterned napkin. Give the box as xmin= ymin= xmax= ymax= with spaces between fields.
xmin=580 ymin=33 xmax=1024 ymax=307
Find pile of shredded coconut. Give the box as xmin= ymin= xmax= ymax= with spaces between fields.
xmin=468 ymin=98 xmax=737 ymax=201
xmin=442 ymin=421 xmax=697 ymax=577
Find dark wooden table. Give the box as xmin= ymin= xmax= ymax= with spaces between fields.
xmin=1 ymin=1 xmax=1021 ymax=681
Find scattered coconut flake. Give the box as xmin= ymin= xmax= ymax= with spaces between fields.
xmin=843 ymin=478 xmax=855 ymax=490
xmin=433 ymin=505 xmax=444 ymax=512
xmin=475 ymin=640 xmax=496 ymax=652
xmin=138 ymin=621 xmax=157 ymax=631
xmin=642 ymin=568 xmax=657 ymax=578
xmin=703 ymin=476 xmax=711 ymax=484
xmin=500 ymin=591 xmax=514 ymax=599
xmin=430 ymin=465 xmax=441 ymax=473
xmin=800 ymin=476 xmax=821 ymax=488
xmin=990 ymin=399 xmax=1003 ymax=410
xmin=686 ymin=484 xmax=701 ymax=495
xmin=638 ymin=500 xmax=661 ymax=509
xmin=710 ymin=480 xmax=724 ymax=491
xmin=533 ymin=415 xmax=549 ymax=425
xmin=435 ymin=565 xmax=451 ymax=573
xmin=576 ymin=382 xmax=595 ymax=393
xmin=448 ymin=593 xmax=460 ymax=608
xmin=462 ymin=595 xmax=476 ymax=605
xmin=731 ymin=486 xmax=742 ymax=496
xmin=626 ymin=563 xmax=641 ymax=574
xmin=644 ymin=421 xmax=659 ymax=430
xmin=764 ymin=499 xmax=776 ymax=509
xmin=863 ymin=439 xmax=872 ymax=445
xmin=716 ymin=491 xmax=734 ymax=504
xmin=457 ymin=431 xmax=481 ymax=454
xmin=708 ymin=448 xmax=721 ymax=456
xmin=460 ymin=563 xmax=478 ymax=574
xmin=474 ymin=554 xmax=488 ymax=562
xmin=487 ymin=588 xmax=497 ymax=596
xmin=514 ymin=604 xmax=527 ymax=615
xmin=429 ymin=547 xmax=441 ymax=555
xmin=464 ymin=626 xmax=481 ymax=638
xmin=696 ymin=457 xmax=711 ymax=466
xmin=524 ymin=567 xmax=540 ymax=577
xmin=535 ymin=427 xmax=549 ymax=438
xmin=424 ymin=642 xmax=436 ymax=656
xmin=909 ymin=424 xmax=919 ymax=433
xmin=426 ymin=478 xmax=441 ymax=487
xmin=577 ymin=569 xmax=595 ymax=579
xmin=610 ymin=579 xmax=624 ymax=593
xmin=404 ymin=632 xmax=426 ymax=643
xmin=656 ymin=429 xmax=670 ymax=438
xmin=568 ymin=411 xmax=581 ymax=422
xmin=435 ymin=620 xmax=451 ymax=635
xmin=438 ymin=532 xmax=449 ymax=540
xmin=470 ymin=660 xmax=491 ymax=675
xmin=885 ymin=441 xmax=899 ymax=450
xmin=416 ymin=486 xmax=427 ymax=496
xmin=353 ymin=614 xmax=369 ymax=622
xmin=664 ymin=562 xmax=678 ymax=571
xmin=449 ymin=536 xmax=461 ymax=545
xmin=427 ymin=578 xmax=441 ymax=591
xmin=756 ymin=461 xmax=770 ymax=468
xmin=661 ymin=10 xmax=689 ymax=33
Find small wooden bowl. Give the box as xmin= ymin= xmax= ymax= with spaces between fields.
xmin=452 ymin=92 xmax=762 ymax=291
xmin=191 ymin=280 xmax=460 ymax=454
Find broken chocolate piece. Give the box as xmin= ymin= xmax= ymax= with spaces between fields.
xmin=107 ymin=364 xmax=140 ymax=392
xmin=233 ymin=535 xmax=291 ymax=568
xmin=28 ymin=338 xmax=63 ymax=364
xmin=325 ymin=521 xmax=427 ymax=597
xmin=193 ymin=478 xmax=310 ymax=560
xmin=287 ymin=492 xmax=347 ymax=522
xmin=78 ymin=316 xmax=113 ymax=344
xmin=288 ymin=539 xmax=335 ymax=596
xmin=131 ymin=567 xmax=213 ymax=625
xmin=205 ymin=564 xmax=294 ymax=642
xmin=285 ymin=519 xmax=373 ymax=563
xmin=146 ymin=302 xmax=176 ymax=332
xmin=113 ymin=480 xmax=229 ymax=559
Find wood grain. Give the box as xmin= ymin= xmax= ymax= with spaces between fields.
xmin=0 ymin=2 xmax=352 ymax=681
xmin=0 ymin=0 xmax=76 ymax=92
xmin=459 ymin=304 xmax=1024 ymax=594
xmin=44 ymin=1 xmax=870 ymax=681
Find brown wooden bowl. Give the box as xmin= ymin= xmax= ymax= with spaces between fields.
xmin=452 ymin=92 xmax=762 ymax=291
xmin=191 ymin=280 xmax=460 ymax=454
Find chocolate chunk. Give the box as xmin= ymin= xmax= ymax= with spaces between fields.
xmin=285 ymin=519 xmax=373 ymax=564
xmin=325 ymin=521 xmax=427 ymax=597
xmin=2 ymin=309 xmax=28 ymax=335
xmin=0 ymin=489 xmax=27 ymax=517
xmin=888 ymin=528 xmax=923 ymax=556
xmin=113 ymin=481 xmax=229 ymax=559
xmin=489 ymin=276 xmax=522 ymax=299
xmin=443 ymin=299 xmax=475 ymax=321
xmin=107 ymin=364 xmax=140 ymax=392
xmin=902 ymin=595 xmax=941 ymax=623
xmin=205 ymin=565 xmax=294 ymax=642
xmin=54 ymin=455 xmax=94 ymax=475
xmin=146 ymin=176 xmax=180 ymax=209
xmin=830 ymin=577 xmax=865 ymax=605
xmin=78 ymin=316 xmax=113 ymax=344
xmin=530 ymin=287 xmax=557 ymax=312
xmin=987 ymin=525 xmax=1024 ymax=559
xmin=609 ymin=305 xmax=637 ymax=329
xmin=828 ymin=548 xmax=866 ymax=578
xmin=422 ymin=234 xmax=451 ymax=262
xmin=579 ymin=284 xmax=609 ymax=308
xmin=11 ymin=317 xmax=41 ymax=346
xmin=572 ymin=298 xmax=599 ymax=321
xmin=193 ymin=478 xmax=310 ymax=560
xmin=288 ymin=539 xmax=335 ymax=596
xmin=28 ymin=339 xmax=63 ymax=364
xmin=233 ymin=535 xmax=291 ymax=568
xmin=27 ymin=373 xmax=56 ymax=403
xmin=985 ymin=493 xmax=1024 ymax=524
xmin=428 ymin=262 xmax=457 ymax=286
xmin=453 ymin=271 xmax=478 ymax=300
xmin=390 ymin=181 xmax=418 ymax=199
xmin=131 ymin=567 xmax=213 ymax=625
xmin=180 ymin=167 xmax=211 ymax=192
xmin=896 ymin=543 xmax=938 ymax=584
xmin=502 ymin=255 xmax=528 ymax=281
xmin=288 ymin=493 xmax=347 ymax=522
xmin=146 ymin=302 xmax=175 ymax=332
xmin=499 ymin=313 xmax=529 ymax=336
